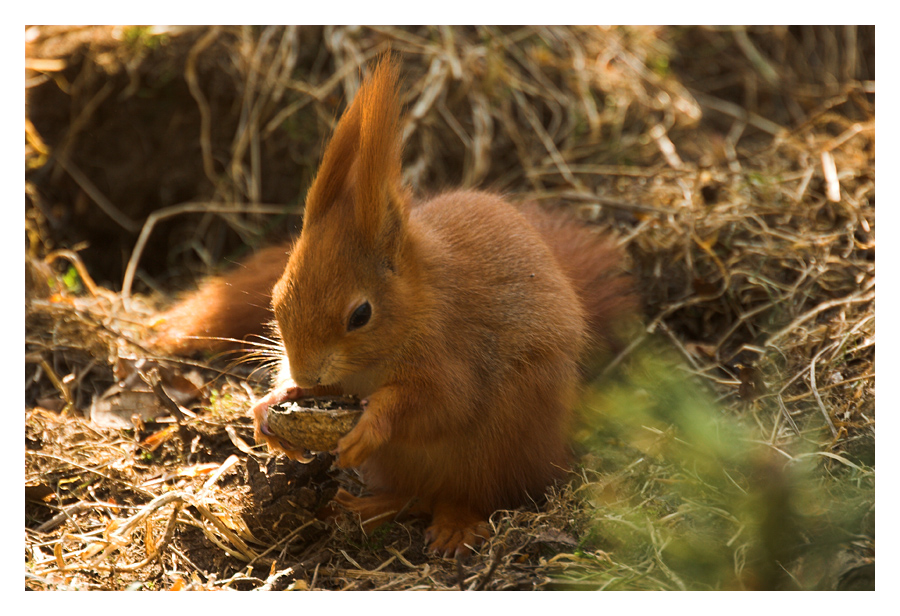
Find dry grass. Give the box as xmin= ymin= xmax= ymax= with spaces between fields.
xmin=25 ymin=25 xmax=874 ymax=590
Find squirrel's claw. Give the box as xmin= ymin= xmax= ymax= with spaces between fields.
xmin=425 ymin=519 xmax=490 ymax=559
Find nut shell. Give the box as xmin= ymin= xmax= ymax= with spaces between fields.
xmin=266 ymin=397 xmax=362 ymax=452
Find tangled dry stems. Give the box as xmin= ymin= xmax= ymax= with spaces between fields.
xmin=25 ymin=25 xmax=873 ymax=590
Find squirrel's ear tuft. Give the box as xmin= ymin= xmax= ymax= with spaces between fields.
xmin=301 ymin=54 xmax=408 ymax=250
xmin=354 ymin=56 xmax=405 ymax=239
xmin=301 ymin=61 xmax=367 ymax=228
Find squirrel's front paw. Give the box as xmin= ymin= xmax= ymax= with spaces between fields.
xmin=335 ymin=414 xmax=387 ymax=468
xmin=251 ymin=386 xmax=310 ymax=461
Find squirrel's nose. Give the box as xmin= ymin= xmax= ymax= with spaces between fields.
xmin=290 ymin=370 xmax=321 ymax=390
xmin=287 ymin=357 xmax=329 ymax=389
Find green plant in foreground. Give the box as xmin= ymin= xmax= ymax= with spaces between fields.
xmin=568 ymin=346 xmax=874 ymax=590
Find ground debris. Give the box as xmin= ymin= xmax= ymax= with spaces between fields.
xmin=26 ymin=25 xmax=874 ymax=591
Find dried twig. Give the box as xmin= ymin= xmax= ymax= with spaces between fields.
xmin=121 ymin=202 xmax=292 ymax=300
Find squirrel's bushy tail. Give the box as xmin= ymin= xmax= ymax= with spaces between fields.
xmin=521 ymin=204 xmax=637 ymax=351
xmin=150 ymin=244 xmax=290 ymax=355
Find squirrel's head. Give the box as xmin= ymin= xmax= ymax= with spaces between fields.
xmin=272 ymin=56 xmax=417 ymax=395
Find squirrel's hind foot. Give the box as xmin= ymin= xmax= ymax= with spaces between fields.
xmin=425 ymin=503 xmax=490 ymax=559
xmin=332 ymin=488 xmax=420 ymax=532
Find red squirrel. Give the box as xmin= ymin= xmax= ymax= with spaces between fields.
xmin=152 ymin=57 xmax=634 ymax=557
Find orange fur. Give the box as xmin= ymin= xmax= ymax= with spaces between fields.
xmin=151 ymin=244 xmax=290 ymax=355
xmin=152 ymin=57 xmax=634 ymax=557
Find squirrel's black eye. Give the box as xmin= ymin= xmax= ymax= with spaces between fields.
xmin=348 ymin=301 xmax=372 ymax=331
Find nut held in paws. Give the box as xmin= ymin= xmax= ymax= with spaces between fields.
xmin=265 ymin=396 xmax=363 ymax=452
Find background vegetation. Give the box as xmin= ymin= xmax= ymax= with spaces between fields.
xmin=25 ymin=25 xmax=874 ymax=590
